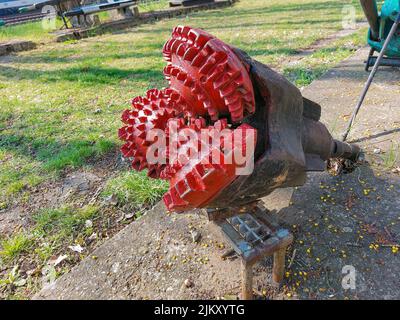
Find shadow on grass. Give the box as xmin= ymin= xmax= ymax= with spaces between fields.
xmin=135 ymin=17 xmax=343 ymax=36
xmin=13 ymin=42 xmax=165 ymax=65
xmin=206 ymin=0 xmax=347 ymax=18
xmin=282 ymin=44 xmax=369 ymax=86
xmin=0 ymin=64 xmax=163 ymax=85
xmin=246 ymin=47 xmax=299 ymax=57
xmin=0 ymin=131 xmax=117 ymax=173
xmin=127 ymin=0 xmax=352 ymax=36
xmin=300 ymin=61 xmax=400 ymax=83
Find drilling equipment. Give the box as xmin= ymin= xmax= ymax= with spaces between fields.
xmin=119 ymin=26 xmax=361 ymax=212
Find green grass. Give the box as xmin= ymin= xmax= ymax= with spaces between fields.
xmin=0 ymin=205 xmax=98 ymax=265
xmin=0 ymin=233 xmax=32 ymax=262
xmin=0 ymin=205 xmax=99 ymax=297
xmin=0 ymin=19 xmax=63 ymax=43
xmin=138 ymin=0 xmax=170 ymax=12
xmin=0 ymin=0 xmax=365 ymax=206
xmin=33 ymin=205 xmax=99 ymax=247
xmin=381 ymin=142 xmax=399 ymax=169
xmin=103 ymin=171 xmax=168 ymax=208
xmin=284 ymin=28 xmax=366 ymax=86
xmin=34 ymin=205 xmax=98 ymax=235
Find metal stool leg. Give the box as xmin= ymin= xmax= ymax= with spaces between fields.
xmin=241 ymin=260 xmax=253 ymax=300
xmin=272 ymin=246 xmax=287 ymax=284
xmin=365 ymin=48 xmax=375 ymax=72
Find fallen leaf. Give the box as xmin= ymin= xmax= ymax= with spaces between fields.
xmin=85 ymin=220 xmax=93 ymax=228
xmin=124 ymin=212 xmax=135 ymax=220
xmin=345 ymin=193 xmax=356 ymax=210
xmin=88 ymin=232 xmax=97 ymax=242
xmin=14 ymin=278 xmax=26 ymax=287
xmin=68 ymin=244 xmax=84 ymax=253
xmin=105 ymin=194 xmax=118 ymax=206
xmin=48 ymin=254 xmax=68 ymax=267
xmin=392 ymin=167 xmax=400 ymax=174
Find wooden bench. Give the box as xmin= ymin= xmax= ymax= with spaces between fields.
xmin=62 ymin=0 xmax=139 ymax=28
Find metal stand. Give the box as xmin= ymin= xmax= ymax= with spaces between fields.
xmin=341 ymin=12 xmax=400 ymax=142
xmin=365 ymin=48 xmax=400 ymax=71
xmin=207 ymin=202 xmax=293 ymax=300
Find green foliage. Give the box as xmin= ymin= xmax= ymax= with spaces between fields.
xmin=284 ymin=30 xmax=366 ymax=86
xmin=103 ymin=170 xmax=168 ymax=208
xmin=0 ymin=20 xmax=56 ymax=42
xmin=0 ymin=266 xmax=27 ymax=290
xmin=382 ymin=143 xmax=399 ymax=169
xmin=33 ymin=205 xmax=99 ymax=239
xmin=0 ymin=233 xmax=32 ymax=262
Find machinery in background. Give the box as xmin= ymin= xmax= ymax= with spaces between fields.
xmin=341 ymin=1 xmax=399 ymax=141
xmin=0 ymin=0 xmax=48 ymax=16
xmin=361 ymin=0 xmax=400 ymax=70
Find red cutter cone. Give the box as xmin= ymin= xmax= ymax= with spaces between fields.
xmin=163 ymin=26 xmax=255 ymax=123
xmin=118 ymin=88 xmax=183 ymax=178
xmin=163 ymin=121 xmax=257 ymax=211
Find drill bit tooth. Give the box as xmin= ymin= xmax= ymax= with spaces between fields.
xmin=138 ymin=160 xmax=147 ymax=171
xmin=181 ymin=26 xmax=191 ymax=38
xmin=206 ymin=64 xmax=226 ymax=83
xmin=118 ymin=127 xmax=127 ymax=140
xmin=133 ymin=102 xmax=144 ymax=111
xmin=121 ymin=142 xmax=135 ymax=157
xmin=121 ymin=110 xmax=131 ymax=124
xmin=130 ymin=110 xmax=139 ymax=118
xmin=219 ymin=83 xmax=236 ymax=98
xmin=224 ymin=92 xmax=242 ymax=106
xmin=170 ymin=39 xmax=182 ymax=55
xmin=176 ymin=44 xmax=186 ymax=57
xmin=199 ymin=56 xmax=216 ymax=74
xmin=143 ymin=108 xmax=152 ymax=116
xmin=191 ymin=50 xmax=208 ymax=67
xmin=185 ymin=171 xmax=206 ymax=191
xmin=192 ymin=32 xmax=211 ymax=48
xmin=137 ymin=131 xmax=146 ymax=139
xmin=183 ymin=46 xmax=199 ymax=61
xmin=163 ymin=187 xmax=188 ymax=210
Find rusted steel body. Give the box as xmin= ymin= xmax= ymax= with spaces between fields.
xmin=206 ymin=48 xmax=359 ymax=208
xmin=118 ymin=26 xmax=360 ymax=212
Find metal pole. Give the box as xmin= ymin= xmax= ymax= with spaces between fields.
xmin=341 ymin=12 xmax=400 ymax=142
